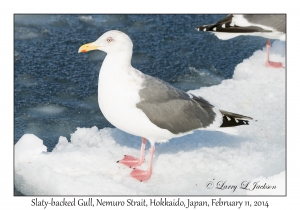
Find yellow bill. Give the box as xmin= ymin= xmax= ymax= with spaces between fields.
xmin=78 ymin=42 xmax=99 ymax=53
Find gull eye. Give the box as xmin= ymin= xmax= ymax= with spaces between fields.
xmin=107 ymin=37 xmax=113 ymax=43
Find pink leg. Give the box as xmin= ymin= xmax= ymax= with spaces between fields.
xmin=265 ymin=39 xmax=283 ymax=68
xmin=130 ymin=144 xmax=155 ymax=182
xmin=117 ymin=137 xmax=146 ymax=168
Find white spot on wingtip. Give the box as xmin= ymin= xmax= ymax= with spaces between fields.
xmin=203 ymin=28 xmax=206 ymax=31
xmin=230 ymin=22 xmax=234 ymax=26
xmin=226 ymin=116 xmax=231 ymax=121
xmin=222 ymin=24 xmax=225 ymax=28
xmin=235 ymin=119 xmax=239 ymax=123
xmin=213 ymin=27 xmax=216 ymax=31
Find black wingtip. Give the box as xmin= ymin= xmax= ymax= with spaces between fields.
xmin=220 ymin=111 xmax=254 ymax=127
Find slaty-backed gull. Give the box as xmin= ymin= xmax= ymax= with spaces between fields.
xmin=78 ymin=30 xmax=253 ymax=181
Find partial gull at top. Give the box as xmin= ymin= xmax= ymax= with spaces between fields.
xmin=78 ymin=30 xmax=253 ymax=182
xmin=196 ymin=14 xmax=286 ymax=68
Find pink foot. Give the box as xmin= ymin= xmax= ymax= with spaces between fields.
xmin=266 ymin=60 xmax=283 ymax=68
xmin=130 ymin=168 xmax=152 ymax=182
xmin=117 ymin=137 xmax=146 ymax=168
xmin=117 ymin=155 xmax=144 ymax=168
xmin=265 ymin=39 xmax=284 ymax=68
xmin=130 ymin=144 xmax=155 ymax=182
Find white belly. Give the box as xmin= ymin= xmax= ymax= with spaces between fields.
xmin=97 ymin=66 xmax=177 ymax=144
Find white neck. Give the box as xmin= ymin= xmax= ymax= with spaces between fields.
xmin=98 ymin=50 xmax=136 ymax=96
xmin=102 ymin=50 xmax=133 ymax=71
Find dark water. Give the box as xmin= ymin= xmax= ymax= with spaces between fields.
xmin=14 ymin=14 xmax=267 ymax=152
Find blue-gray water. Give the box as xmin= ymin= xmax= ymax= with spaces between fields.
xmin=14 ymin=14 xmax=268 ymax=153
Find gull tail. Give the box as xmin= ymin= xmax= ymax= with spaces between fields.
xmin=219 ymin=109 xmax=253 ymax=128
xmin=195 ymin=14 xmax=272 ymax=34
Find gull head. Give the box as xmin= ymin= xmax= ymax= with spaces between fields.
xmin=78 ymin=30 xmax=133 ymax=54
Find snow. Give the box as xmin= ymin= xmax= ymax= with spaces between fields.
xmin=14 ymin=41 xmax=285 ymax=195
xmin=15 ymin=134 xmax=47 ymax=164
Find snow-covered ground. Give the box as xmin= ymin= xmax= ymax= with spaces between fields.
xmin=14 ymin=41 xmax=285 ymax=195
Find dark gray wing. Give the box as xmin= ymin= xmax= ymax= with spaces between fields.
xmin=196 ymin=14 xmax=285 ymax=33
xmin=136 ymin=75 xmax=217 ymax=134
